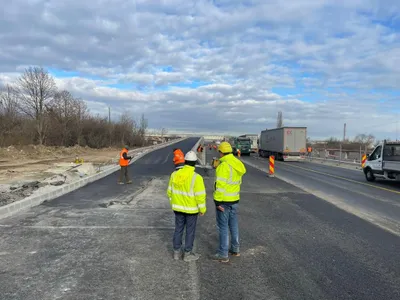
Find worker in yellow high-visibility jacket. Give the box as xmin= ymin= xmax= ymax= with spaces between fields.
xmin=212 ymin=141 xmax=246 ymax=263
xmin=167 ymin=150 xmax=207 ymax=262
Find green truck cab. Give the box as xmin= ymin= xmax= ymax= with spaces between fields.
xmin=229 ymin=137 xmax=252 ymax=156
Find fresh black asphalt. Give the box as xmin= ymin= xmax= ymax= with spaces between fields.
xmin=241 ymin=154 xmax=400 ymax=236
xmin=0 ymin=140 xmax=399 ymax=300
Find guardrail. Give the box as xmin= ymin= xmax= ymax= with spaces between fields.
xmin=191 ymin=137 xmax=205 ymax=165
xmin=309 ymin=156 xmax=362 ymax=168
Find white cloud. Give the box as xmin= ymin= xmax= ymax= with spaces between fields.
xmin=0 ymin=0 xmax=399 ymax=140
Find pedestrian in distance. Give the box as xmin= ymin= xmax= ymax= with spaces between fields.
xmin=167 ymin=150 xmax=207 ymax=262
xmin=307 ymin=146 xmax=313 ymax=159
xmin=118 ymin=145 xmax=133 ymax=184
xmin=173 ymin=148 xmax=185 ymax=170
xmin=212 ymin=141 xmax=246 ymax=263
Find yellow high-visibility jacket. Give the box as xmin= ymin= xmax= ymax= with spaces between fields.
xmin=167 ymin=165 xmax=207 ymax=214
xmin=214 ymin=154 xmax=246 ymax=202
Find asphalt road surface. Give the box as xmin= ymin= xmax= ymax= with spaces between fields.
xmin=0 ymin=142 xmax=400 ymax=300
xmin=240 ymin=153 xmax=400 ymax=236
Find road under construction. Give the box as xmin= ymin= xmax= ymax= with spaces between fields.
xmin=1 ymin=137 xmax=400 ymax=300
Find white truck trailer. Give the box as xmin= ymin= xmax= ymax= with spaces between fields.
xmin=363 ymin=140 xmax=400 ymax=182
xmin=239 ymin=134 xmax=259 ymax=153
xmin=258 ymin=127 xmax=307 ymax=161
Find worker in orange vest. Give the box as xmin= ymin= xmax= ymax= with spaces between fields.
xmin=307 ymin=146 xmax=312 ymax=158
xmin=173 ymin=148 xmax=185 ymax=170
xmin=118 ymin=145 xmax=132 ymax=184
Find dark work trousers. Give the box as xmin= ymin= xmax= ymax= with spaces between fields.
xmin=118 ymin=166 xmax=130 ymax=183
xmin=173 ymin=211 xmax=198 ymax=252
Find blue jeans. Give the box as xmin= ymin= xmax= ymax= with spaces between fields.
xmin=216 ymin=203 xmax=239 ymax=257
xmin=173 ymin=211 xmax=198 ymax=252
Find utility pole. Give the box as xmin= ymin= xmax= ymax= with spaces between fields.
xmin=77 ymin=105 xmax=81 ymax=146
xmin=277 ymin=111 xmax=283 ymax=128
xmin=108 ymin=106 xmax=111 ymax=147
xmin=343 ymin=123 xmax=346 ymax=142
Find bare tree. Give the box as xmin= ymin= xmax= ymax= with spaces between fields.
xmin=354 ymin=133 xmax=375 ymax=147
xmin=139 ymin=114 xmax=148 ymax=135
xmin=137 ymin=114 xmax=148 ymax=146
xmin=160 ymin=127 xmax=168 ymax=137
xmin=47 ymin=90 xmax=78 ymax=146
xmin=74 ymin=98 xmax=88 ymax=146
xmin=118 ymin=112 xmax=135 ymax=146
xmin=0 ymin=85 xmax=19 ymax=118
xmin=16 ymin=67 xmax=56 ymax=145
xmin=0 ymin=85 xmax=21 ymax=145
xmin=0 ymin=65 xmax=156 ymax=149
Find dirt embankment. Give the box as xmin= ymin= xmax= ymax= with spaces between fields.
xmin=0 ymin=145 xmax=136 ymax=207
xmin=0 ymin=145 xmax=122 ymax=184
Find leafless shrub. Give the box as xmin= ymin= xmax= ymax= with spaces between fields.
xmin=0 ymin=66 xmax=151 ymax=149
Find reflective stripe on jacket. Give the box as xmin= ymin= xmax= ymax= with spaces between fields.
xmin=119 ymin=149 xmax=129 ymax=167
xmin=167 ymin=165 xmax=207 ymax=214
xmin=213 ymin=154 xmax=246 ymax=202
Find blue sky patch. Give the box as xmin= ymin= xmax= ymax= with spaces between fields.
xmin=160 ymin=66 xmax=173 ymax=72
xmin=170 ymin=81 xmax=211 ymax=89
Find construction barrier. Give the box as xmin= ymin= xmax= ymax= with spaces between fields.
xmin=74 ymin=157 xmax=84 ymax=164
xmin=361 ymin=154 xmax=367 ymax=168
xmin=269 ymin=155 xmax=275 ymax=177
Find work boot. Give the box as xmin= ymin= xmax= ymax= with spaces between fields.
xmin=183 ymin=251 xmax=200 ymax=262
xmin=229 ymin=250 xmax=241 ymax=257
xmin=117 ymin=182 xmax=124 ymax=185
xmin=126 ymin=180 xmax=132 ymax=184
xmin=173 ymin=250 xmax=181 ymax=260
xmin=211 ymin=254 xmax=229 ymax=263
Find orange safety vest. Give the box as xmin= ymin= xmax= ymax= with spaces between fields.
xmin=119 ymin=148 xmax=129 ymax=166
xmin=307 ymin=147 xmax=312 ymax=153
xmin=173 ymin=149 xmax=185 ymax=165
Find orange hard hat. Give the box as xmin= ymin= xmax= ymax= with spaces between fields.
xmin=173 ymin=149 xmax=185 ymax=165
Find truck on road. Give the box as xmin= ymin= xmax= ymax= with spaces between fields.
xmin=239 ymin=134 xmax=259 ymax=153
xmin=229 ymin=136 xmax=252 ymax=156
xmin=258 ymin=127 xmax=307 ymax=161
xmin=363 ymin=140 xmax=400 ymax=182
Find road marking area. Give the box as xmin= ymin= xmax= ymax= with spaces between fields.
xmin=247 ymin=156 xmax=400 ymax=195
xmin=276 ymin=161 xmax=400 ymax=195
xmin=0 ymin=225 xmax=175 ymax=229
xmin=241 ymin=159 xmax=400 ymax=236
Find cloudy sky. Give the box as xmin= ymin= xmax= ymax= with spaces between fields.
xmin=0 ymin=0 xmax=399 ymax=140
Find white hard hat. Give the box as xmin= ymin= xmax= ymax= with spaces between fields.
xmin=184 ymin=150 xmax=198 ymax=162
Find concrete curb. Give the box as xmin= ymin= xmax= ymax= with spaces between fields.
xmin=0 ymin=138 xmax=187 ymax=220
